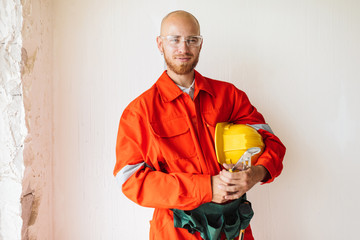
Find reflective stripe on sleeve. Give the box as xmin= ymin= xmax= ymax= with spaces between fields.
xmin=115 ymin=162 xmax=145 ymax=186
xmin=248 ymin=124 xmax=274 ymax=135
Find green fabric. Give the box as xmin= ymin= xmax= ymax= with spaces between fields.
xmin=172 ymin=194 xmax=254 ymax=240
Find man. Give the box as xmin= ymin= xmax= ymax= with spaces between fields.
xmin=114 ymin=10 xmax=285 ymax=240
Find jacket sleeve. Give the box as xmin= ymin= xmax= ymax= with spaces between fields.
xmin=231 ymin=88 xmax=286 ymax=183
xmin=113 ymin=108 xmax=213 ymax=210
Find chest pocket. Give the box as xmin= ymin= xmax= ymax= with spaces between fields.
xmin=202 ymin=109 xmax=227 ymax=136
xmin=150 ymin=117 xmax=197 ymax=162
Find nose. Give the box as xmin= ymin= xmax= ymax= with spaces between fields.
xmin=177 ymin=40 xmax=189 ymax=53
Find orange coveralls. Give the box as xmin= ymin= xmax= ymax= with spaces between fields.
xmin=114 ymin=70 xmax=286 ymax=240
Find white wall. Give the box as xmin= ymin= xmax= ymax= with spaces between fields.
xmin=52 ymin=0 xmax=360 ymax=239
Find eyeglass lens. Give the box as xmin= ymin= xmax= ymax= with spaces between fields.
xmin=165 ymin=36 xmax=202 ymax=47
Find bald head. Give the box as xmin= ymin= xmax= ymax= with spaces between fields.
xmin=160 ymin=10 xmax=200 ymax=36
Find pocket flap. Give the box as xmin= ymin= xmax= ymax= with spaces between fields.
xmin=150 ymin=117 xmax=189 ymax=137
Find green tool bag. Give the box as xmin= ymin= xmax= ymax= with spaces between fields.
xmin=172 ymin=194 xmax=254 ymax=240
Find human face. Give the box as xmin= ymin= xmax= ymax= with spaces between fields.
xmin=162 ymin=37 xmax=201 ymax=75
xmin=157 ymin=14 xmax=202 ymax=75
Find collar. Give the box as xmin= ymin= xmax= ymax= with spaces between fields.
xmin=176 ymin=79 xmax=195 ymax=92
xmin=156 ymin=70 xmax=215 ymax=103
xmin=177 ymin=80 xmax=195 ymax=100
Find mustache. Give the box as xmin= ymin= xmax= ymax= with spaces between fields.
xmin=174 ymin=53 xmax=194 ymax=57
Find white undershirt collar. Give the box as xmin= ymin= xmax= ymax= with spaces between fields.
xmin=176 ymin=80 xmax=195 ymax=100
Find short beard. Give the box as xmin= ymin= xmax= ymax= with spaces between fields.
xmin=164 ymin=52 xmax=200 ymax=75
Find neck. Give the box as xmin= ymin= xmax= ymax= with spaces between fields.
xmin=166 ymin=69 xmax=195 ymax=88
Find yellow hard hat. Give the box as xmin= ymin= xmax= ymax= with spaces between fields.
xmin=214 ymin=122 xmax=265 ymax=165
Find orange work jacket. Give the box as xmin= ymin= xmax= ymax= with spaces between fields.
xmin=114 ymin=70 xmax=286 ymax=240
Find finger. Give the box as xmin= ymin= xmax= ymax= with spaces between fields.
xmin=216 ymin=183 xmax=231 ymax=193
xmin=219 ymin=173 xmax=237 ymax=184
xmin=234 ymin=162 xmax=244 ymax=171
xmin=220 ymin=169 xmax=243 ymax=181
xmin=218 ymin=184 xmax=242 ymax=193
xmin=212 ymin=195 xmax=228 ymax=204
xmin=222 ymin=163 xmax=234 ymax=170
xmin=224 ymin=191 xmax=245 ymax=200
xmin=219 ymin=171 xmax=252 ymax=189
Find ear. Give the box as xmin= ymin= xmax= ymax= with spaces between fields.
xmin=156 ymin=36 xmax=164 ymax=54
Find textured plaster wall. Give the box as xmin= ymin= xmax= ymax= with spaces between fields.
xmin=20 ymin=0 xmax=53 ymax=239
xmin=0 ymin=0 xmax=26 ymax=239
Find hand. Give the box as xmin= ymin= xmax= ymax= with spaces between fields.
xmin=217 ymin=165 xmax=269 ymax=201
xmin=211 ymin=175 xmax=230 ymax=204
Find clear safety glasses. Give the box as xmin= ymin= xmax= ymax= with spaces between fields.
xmin=160 ymin=35 xmax=203 ymax=48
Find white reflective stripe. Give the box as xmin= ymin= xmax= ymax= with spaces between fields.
xmin=115 ymin=162 xmax=145 ymax=186
xmin=248 ymin=124 xmax=274 ymax=135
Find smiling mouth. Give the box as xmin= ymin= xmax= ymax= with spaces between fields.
xmin=176 ymin=57 xmax=191 ymax=62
